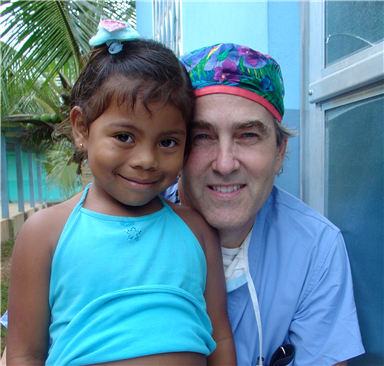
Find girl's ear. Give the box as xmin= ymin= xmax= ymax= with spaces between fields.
xmin=70 ymin=106 xmax=88 ymax=150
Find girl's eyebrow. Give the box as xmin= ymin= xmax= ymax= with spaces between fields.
xmin=109 ymin=122 xmax=135 ymax=128
xmin=159 ymin=128 xmax=186 ymax=136
xmin=109 ymin=122 xmax=186 ymax=136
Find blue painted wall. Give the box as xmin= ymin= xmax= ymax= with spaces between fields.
xmin=136 ymin=0 xmax=153 ymax=39
xmin=6 ymin=152 xmax=40 ymax=202
xmin=268 ymin=1 xmax=300 ymax=198
xmin=181 ymin=1 xmax=269 ymax=55
xmin=6 ymin=151 xmax=79 ymax=203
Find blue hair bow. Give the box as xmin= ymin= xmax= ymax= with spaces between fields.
xmin=89 ymin=19 xmax=140 ymax=54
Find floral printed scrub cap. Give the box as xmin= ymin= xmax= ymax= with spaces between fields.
xmin=180 ymin=43 xmax=285 ymax=122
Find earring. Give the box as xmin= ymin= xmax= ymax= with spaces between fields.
xmin=79 ymin=143 xmax=83 ymax=148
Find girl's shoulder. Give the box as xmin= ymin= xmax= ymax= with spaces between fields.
xmin=165 ymin=199 xmax=219 ymax=253
xmin=17 ymin=191 xmax=83 ymax=254
xmin=26 ymin=191 xmax=82 ymax=226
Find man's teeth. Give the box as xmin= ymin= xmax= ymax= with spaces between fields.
xmin=211 ymin=185 xmax=243 ymax=193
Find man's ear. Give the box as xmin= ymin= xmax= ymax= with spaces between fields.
xmin=70 ymin=106 xmax=88 ymax=150
xmin=275 ymin=137 xmax=287 ymax=175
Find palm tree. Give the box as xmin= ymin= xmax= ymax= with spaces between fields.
xmin=1 ymin=0 xmax=136 ymax=197
xmin=1 ymin=1 xmax=136 ymax=93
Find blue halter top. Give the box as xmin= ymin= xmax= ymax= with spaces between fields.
xmin=46 ymin=184 xmax=216 ymax=365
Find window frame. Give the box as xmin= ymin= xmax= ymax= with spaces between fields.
xmin=152 ymin=0 xmax=183 ymax=56
xmin=300 ymin=0 xmax=384 ymax=214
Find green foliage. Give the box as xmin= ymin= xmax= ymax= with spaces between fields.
xmin=1 ymin=0 xmax=136 ymax=118
xmin=1 ymin=238 xmax=15 ymax=355
xmin=42 ymin=140 xmax=82 ymax=200
xmin=1 ymin=1 xmax=136 ymax=89
xmin=1 ymin=274 xmax=9 ymax=355
xmin=1 ymin=239 xmax=14 ymax=261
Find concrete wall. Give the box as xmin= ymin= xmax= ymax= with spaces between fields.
xmin=1 ymin=202 xmax=47 ymax=242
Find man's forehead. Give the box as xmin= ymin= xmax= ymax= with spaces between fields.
xmin=193 ymin=94 xmax=275 ymax=129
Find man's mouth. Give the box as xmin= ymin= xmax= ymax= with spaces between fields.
xmin=210 ymin=185 xmax=245 ymax=193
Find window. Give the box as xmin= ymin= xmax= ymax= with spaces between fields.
xmin=325 ymin=1 xmax=384 ymax=66
xmin=152 ymin=0 xmax=182 ymax=56
xmin=301 ymin=2 xmax=383 ymax=364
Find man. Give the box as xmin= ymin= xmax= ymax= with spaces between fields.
xmin=164 ymin=43 xmax=365 ymax=366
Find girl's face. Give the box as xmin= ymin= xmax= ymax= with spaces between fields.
xmin=72 ymin=97 xmax=186 ymax=215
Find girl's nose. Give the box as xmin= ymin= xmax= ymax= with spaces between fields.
xmin=129 ymin=147 xmax=158 ymax=170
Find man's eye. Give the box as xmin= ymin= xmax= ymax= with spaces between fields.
xmin=195 ymin=134 xmax=210 ymax=140
xmin=117 ymin=134 xmax=133 ymax=143
xmin=242 ymin=133 xmax=260 ymax=140
xmin=160 ymin=139 xmax=176 ymax=147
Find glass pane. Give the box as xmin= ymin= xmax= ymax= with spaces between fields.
xmin=153 ymin=0 xmax=181 ymax=56
xmin=325 ymin=95 xmax=384 ymax=365
xmin=325 ymin=1 xmax=384 ymax=66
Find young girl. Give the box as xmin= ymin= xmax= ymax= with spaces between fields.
xmin=6 ymin=20 xmax=236 ymax=366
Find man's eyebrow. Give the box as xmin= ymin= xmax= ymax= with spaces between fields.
xmin=191 ymin=120 xmax=218 ymax=132
xmin=191 ymin=119 xmax=270 ymax=134
xmin=232 ymin=120 xmax=269 ymax=133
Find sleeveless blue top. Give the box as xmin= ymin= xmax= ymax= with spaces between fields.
xmin=46 ymin=184 xmax=216 ymax=365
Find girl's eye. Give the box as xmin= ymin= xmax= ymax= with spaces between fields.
xmin=117 ymin=134 xmax=133 ymax=143
xmin=160 ymin=139 xmax=176 ymax=148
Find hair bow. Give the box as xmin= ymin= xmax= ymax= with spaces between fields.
xmin=89 ymin=19 xmax=140 ymax=54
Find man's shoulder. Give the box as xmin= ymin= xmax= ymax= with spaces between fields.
xmin=269 ymin=186 xmax=339 ymax=229
xmin=261 ymin=186 xmax=342 ymax=249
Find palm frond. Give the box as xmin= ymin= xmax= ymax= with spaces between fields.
xmin=42 ymin=139 xmax=82 ymax=198
xmin=1 ymin=1 xmax=136 ymax=86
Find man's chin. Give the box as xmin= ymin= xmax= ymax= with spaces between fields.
xmin=203 ymin=209 xmax=250 ymax=231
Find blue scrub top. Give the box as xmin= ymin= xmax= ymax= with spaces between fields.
xmin=227 ymin=186 xmax=364 ymax=365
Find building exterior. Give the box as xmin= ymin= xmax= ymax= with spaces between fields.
xmin=137 ymin=1 xmax=383 ymax=364
xmin=1 ymin=131 xmax=80 ymax=241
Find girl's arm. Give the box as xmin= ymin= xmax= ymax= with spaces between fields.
xmin=201 ymin=223 xmax=237 ymax=366
xmin=7 ymin=199 xmax=77 ymax=366
xmin=7 ymin=211 xmax=52 ymax=365
xmin=173 ymin=204 xmax=237 ymax=366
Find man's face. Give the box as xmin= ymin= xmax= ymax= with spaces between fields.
xmin=181 ymin=94 xmax=286 ymax=246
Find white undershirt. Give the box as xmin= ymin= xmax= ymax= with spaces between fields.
xmin=221 ymin=227 xmax=263 ymax=365
xmin=221 ymin=228 xmax=253 ymax=282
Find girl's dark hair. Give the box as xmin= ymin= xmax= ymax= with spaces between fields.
xmin=71 ymin=39 xmax=194 ymax=127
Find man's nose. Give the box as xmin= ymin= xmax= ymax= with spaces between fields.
xmin=211 ymin=142 xmax=239 ymax=175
